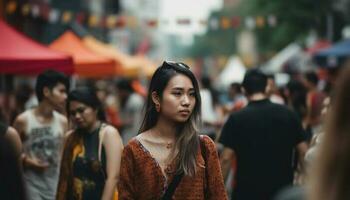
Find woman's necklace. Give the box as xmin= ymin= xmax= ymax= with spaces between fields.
xmin=165 ymin=142 xmax=173 ymax=149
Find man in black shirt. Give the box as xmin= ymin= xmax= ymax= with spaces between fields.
xmin=219 ymin=69 xmax=308 ymax=200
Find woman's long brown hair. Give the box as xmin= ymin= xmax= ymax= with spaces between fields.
xmin=308 ymin=63 xmax=350 ymax=200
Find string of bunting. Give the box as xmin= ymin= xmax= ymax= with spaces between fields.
xmin=5 ymin=1 xmax=278 ymax=30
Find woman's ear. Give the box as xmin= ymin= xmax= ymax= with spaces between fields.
xmin=151 ymin=91 xmax=160 ymax=105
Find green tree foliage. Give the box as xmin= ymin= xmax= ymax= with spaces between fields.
xmin=189 ymin=0 xmax=345 ymax=57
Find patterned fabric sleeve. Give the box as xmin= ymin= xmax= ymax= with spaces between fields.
xmin=201 ymin=135 xmax=229 ymax=200
xmin=56 ymin=134 xmax=74 ymax=200
xmin=118 ymin=144 xmax=136 ymax=200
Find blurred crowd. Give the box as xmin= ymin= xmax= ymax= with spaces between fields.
xmin=0 ymin=59 xmax=349 ymax=200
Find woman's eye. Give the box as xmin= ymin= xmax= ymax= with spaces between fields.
xmin=189 ymin=92 xmax=195 ymax=96
xmin=173 ymin=92 xmax=181 ymax=96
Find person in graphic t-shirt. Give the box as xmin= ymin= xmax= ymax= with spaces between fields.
xmin=13 ymin=70 xmax=70 ymax=200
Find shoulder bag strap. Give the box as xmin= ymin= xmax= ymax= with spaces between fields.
xmin=200 ymin=135 xmax=209 ymax=198
xmin=161 ymin=171 xmax=184 ymax=200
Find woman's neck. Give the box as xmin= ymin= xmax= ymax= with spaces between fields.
xmin=152 ymin=117 xmax=177 ymax=142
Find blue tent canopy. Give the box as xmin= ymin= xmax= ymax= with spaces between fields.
xmin=313 ymin=39 xmax=350 ymax=68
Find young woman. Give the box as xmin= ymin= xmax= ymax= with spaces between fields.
xmin=57 ymin=88 xmax=123 ymax=200
xmin=118 ymin=61 xmax=227 ymax=200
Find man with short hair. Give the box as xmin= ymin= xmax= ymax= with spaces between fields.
xmin=219 ymin=69 xmax=308 ymax=200
xmin=13 ymin=70 xmax=70 ymax=200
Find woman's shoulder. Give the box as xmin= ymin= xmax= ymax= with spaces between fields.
xmin=199 ymin=135 xmax=215 ymax=146
xmin=122 ymin=136 xmax=142 ymax=154
xmin=100 ymin=124 xmax=119 ymax=134
xmin=199 ymin=135 xmax=217 ymax=153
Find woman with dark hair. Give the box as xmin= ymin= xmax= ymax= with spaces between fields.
xmin=118 ymin=61 xmax=227 ymax=200
xmin=308 ymin=64 xmax=350 ymax=200
xmin=57 ymin=88 xmax=123 ymax=200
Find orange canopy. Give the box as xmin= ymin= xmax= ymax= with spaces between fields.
xmin=82 ymin=36 xmax=157 ymax=78
xmin=49 ymin=31 xmax=116 ymax=78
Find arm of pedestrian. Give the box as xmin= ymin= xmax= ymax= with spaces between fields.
xmin=296 ymin=141 xmax=309 ymax=173
xmin=5 ymin=126 xmax=22 ymax=158
xmin=101 ymin=126 xmax=123 ymax=200
xmin=59 ymin=114 xmax=69 ymax=133
xmin=13 ymin=113 xmax=27 ymax=141
xmin=220 ymin=147 xmax=235 ymax=181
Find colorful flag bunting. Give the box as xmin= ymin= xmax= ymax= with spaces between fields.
xmin=6 ymin=1 xmax=17 ymax=14
xmin=245 ymin=17 xmax=255 ymax=30
xmin=62 ymin=11 xmax=73 ymax=24
xmin=256 ymin=16 xmax=265 ymax=28
xmin=48 ymin=9 xmax=60 ymax=23
xmin=21 ymin=4 xmax=31 ymax=16
xmin=31 ymin=4 xmax=40 ymax=18
xmin=4 ymin=1 xmax=278 ymax=30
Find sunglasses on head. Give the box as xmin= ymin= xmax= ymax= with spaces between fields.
xmin=161 ymin=61 xmax=190 ymax=69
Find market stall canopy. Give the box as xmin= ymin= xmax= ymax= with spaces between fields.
xmin=262 ymin=43 xmax=302 ymax=74
xmin=306 ymin=40 xmax=331 ymax=55
xmin=313 ymin=39 xmax=350 ymax=68
xmin=49 ymin=31 xmax=116 ymax=78
xmin=217 ymin=56 xmax=246 ymax=89
xmin=82 ymin=36 xmax=157 ymax=78
xmin=0 ymin=20 xmax=73 ymax=75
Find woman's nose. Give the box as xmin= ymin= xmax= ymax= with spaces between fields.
xmin=181 ymin=95 xmax=190 ymax=106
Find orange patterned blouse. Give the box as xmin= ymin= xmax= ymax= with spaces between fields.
xmin=118 ymin=135 xmax=228 ymax=200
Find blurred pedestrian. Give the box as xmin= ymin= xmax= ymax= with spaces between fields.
xmin=267 ymin=74 xmax=285 ymax=105
xmin=284 ymin=80 xmax=307 ymax=123
xmin=115 ymin=78 xmax=144 ymax=144
xmin=0 ymin=121 xmax=26 ymax=200
xmin=13 ymin=70 xmax=70 ymax=200
xmin=219 ymin=69 xmax=308 ymax=200
xmin=224 ymin=82 xmax=247 ymax=114
xmin=308 ymin=64 xmax=350 ymax=200
xmin=57 ymin=88 xmax=123 ymax=200
xmin=303 ymin=71 xmax=326 ymax=134
xmin=199 ymin=76 xmax=221 ymax=140
xmin=118 ymin=61 xmax=227 ymax=200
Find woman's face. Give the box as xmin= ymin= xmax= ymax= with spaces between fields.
xmin=69 ymin=100 xmax=97 ymax=130
xmin=158 ymin=74 xmax=196 ymax=123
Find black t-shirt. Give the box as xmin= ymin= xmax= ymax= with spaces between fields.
xmin=219 ymin=99 xmax=306 ymax=200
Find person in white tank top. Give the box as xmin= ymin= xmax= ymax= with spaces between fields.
xmin=13 ymin=70 xmax=70 ymax=200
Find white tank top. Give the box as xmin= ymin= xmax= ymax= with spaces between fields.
xmin=23 ymin=109 xmax=65 ymax=199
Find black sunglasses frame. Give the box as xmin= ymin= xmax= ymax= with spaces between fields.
xmin=161 ymin=61 xmax=190 ymax=69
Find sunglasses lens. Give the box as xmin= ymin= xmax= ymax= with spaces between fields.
xmin=162 ymin=61 xmax=189 ymax=69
